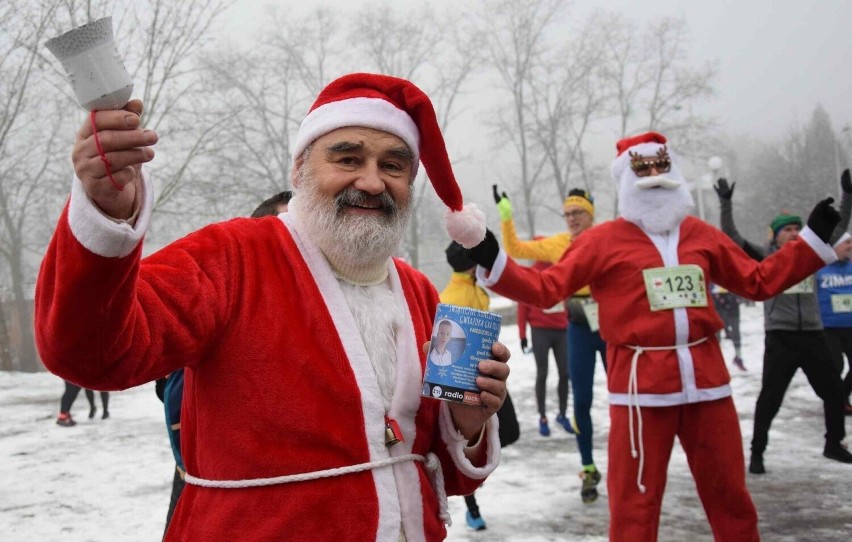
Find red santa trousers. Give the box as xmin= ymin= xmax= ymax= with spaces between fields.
xmin=608 ymin=397 xmax=759 ymax=542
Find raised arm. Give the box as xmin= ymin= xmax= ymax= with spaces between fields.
xmin=829 ymin=169 xmax=852 ymax=245
xmin=493 ymin=184 xmax=570 ymax=263
xmin=714 ymin=178 xmax=766 ymax=261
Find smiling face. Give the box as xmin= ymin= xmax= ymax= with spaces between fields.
xmin=295 ymin=126 xmax=415 ymax=213
xmin=291 ymin=127 xmax=415 ymax=268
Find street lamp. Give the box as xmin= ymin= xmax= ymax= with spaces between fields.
xmin=697 ymin=156 xmax=724 ymax=221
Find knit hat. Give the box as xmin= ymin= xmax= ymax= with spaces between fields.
xmin=445 ymin=241 xmax=476 ymax=272
xmin=769 ymin=213 xmax=802 ymax=237
xmin=563 ymin=188 xmax=595 ymax=217
xmin=293 ymin=73 xmax=485 ymax=247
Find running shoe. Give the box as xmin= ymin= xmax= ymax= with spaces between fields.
xmin=539 ymin=417 xmax=550 ymax=437
xmin=465 ymin=511 xmax=487 ymax=531
xmin=748 ymin=453 xmax=765 ymax=474
xmin=555 ymin=414 xmax=576 ymax=434
xmin=579 ymin=467 xmax=602 ymax=503
xmin=823 ymin=442 xmax=852 ymax=464
xmin=56 ymin=413 xmax=76 ymax=427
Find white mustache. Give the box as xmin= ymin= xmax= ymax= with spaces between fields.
xmin=635 ymin=175 xmax=682 ymax=190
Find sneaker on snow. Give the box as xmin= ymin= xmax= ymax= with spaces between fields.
xmin=88 ymin=406 xmax=96 ymax=419
xmin=732 ymin=356 xmax=746 ymax=371
xmin=579 ymin=468 xmax=602 ymax=503
xmin=465 ymin=511 xmax=486 ymax=531
xmin=555 ymin=414 xmax=576 ymax=434
xmin=56 ymin=413 xmax=76 ymax=427
xmin=539 ymin=418 xmax=550 ymax=437
xmin=102 ymin=410 xmax=110 ymax=420
xmin=748 ymin=453 xmax=765 ymax=474
xmin=823 ymin=442 xmax=852 ymax=464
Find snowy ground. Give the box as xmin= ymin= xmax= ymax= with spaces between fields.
xmin=1 ymin=302 xmax=850 ymax=541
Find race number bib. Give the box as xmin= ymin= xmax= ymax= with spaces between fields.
xmin=831 ymin=294 xmax=852 ymax=313
xmin=642 ymin=265 xmax=708 ymax=311
xmin=783 ymin=276 xmax=814 ymax=295
xmin=581 ymin=299 xmax=600 ymax=332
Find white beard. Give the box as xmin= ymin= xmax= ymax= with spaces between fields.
xmin=290 ymin=166 xmax=411 ymax=269
xmin=618 ymin=171 xmax=695 ymax=234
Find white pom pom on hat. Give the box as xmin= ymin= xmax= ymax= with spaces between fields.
xmin=293 ymin=73 xmax=486 ymax=248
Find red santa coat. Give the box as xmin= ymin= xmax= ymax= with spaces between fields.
xmin=35 ymin=179 xmax=499 ymax=541
xmin=481 ymin=216 xmax=835 ymax=406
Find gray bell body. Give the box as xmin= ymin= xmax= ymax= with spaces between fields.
xmin=45 ymin=17 xmax=133 ymax=111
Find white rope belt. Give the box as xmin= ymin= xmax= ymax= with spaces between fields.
xmin=184 ymin=452 xmax=452 ymax=526
xmin=625 ymin=336 xmax=709 ymax=494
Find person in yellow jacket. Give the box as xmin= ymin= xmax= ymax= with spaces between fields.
xmin=494 ymin=185 xmax=608 ymax=503
xmin=440 ymin=242 xmax=520 ymax=530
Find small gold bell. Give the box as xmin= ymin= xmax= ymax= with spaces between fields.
xmin=385 ymin=425 xmax=401 ymax=447
xmin=384 ymin=416 xmax=403 ymax=447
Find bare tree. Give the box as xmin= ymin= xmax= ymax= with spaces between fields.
xmin=201 ymin=6 xmax=342 ymax=215
xmin=528 ymin=20 xmax=609 ymax=215
xmin=478 ymin=0 xmax=566 ymax=236
xmin=348 ymin=2 xmax=484 ymax=270
xmin=0 ymin=0 xmax=70 ymax=371
xmin=598 ymin=13 xmax=716 ymax=215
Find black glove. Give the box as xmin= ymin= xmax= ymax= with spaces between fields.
xmin=713 ymin=178 xmax=735 ymax=200
xmin=841 ymin=169 xmax=851 ymax=194
xmin=492 ymin=184 xmax=508 ymax=204
xmin=807 ymin=197 xmax=840 ymax=243
xmin=467 ymin=228 xmax=499 ymax=270
xmin=520 ymin=338 xmax=528 ymax=352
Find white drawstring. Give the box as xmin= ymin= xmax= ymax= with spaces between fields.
xmin=625 ymin=336 xmax=709 ymax=494
xmin=185 ymin=452 xmax=451 ymax=526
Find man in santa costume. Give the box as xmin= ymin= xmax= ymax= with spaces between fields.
xmin=35 ymin=73 xmax=509 ymax=541
xmin=467 ymin=131 xmax=841 ymax=541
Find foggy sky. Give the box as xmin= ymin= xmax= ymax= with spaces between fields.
xmin=222 ymin=0 xmax=852 ymax=139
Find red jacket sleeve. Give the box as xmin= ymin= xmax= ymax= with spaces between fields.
xmin=35 ymin=206 xmax=236 ymax=390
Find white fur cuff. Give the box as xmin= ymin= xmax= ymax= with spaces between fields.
xmin=438 ymin=401 xmax=500 ymax=479
xmin=67 ymin=169 xmax=154 ymax=258
xmin=800 ymin=226 xmax=839 ymax=264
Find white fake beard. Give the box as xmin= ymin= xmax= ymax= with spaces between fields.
xmin=291 ymin=166 xmax=411 ymax=267
xmin=618 ymin=174 xmax=695 ymax=234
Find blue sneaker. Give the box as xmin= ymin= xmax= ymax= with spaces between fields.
xmin=466 ymin=511 xmax=487 ymax=531
xmin=539 ymin=417 xmax=550 ymax=436
xmin=555 ymin=414 xmax=576 ymax=434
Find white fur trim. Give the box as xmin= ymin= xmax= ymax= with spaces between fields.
xmin=801 ymin=226 xmax=839 ymax=264
xmin=475 ymin=249 xmax=508 ymax=288
xmin=280 ymin=212 xmax=400 ymax=541
xmin=386 ymin=263 xmax=428 ymax=541
xmin=833 ymin=232 xmax=852 ymax=248
xmin=610 ymin=142 xmax=669 ymax=182
xmin=445 ymin=204 xmax=486 ymax=248
xmin=67 ymin=169 xmax=154 ymax=258
xmin=609 ymin=384 xmax=732 ymax=406
xmin=635 ymin=176 xmax=682 ymax=190
xmin=437 ymin=401 xmax=500 ymax=479
xmin=293 ymin=97 xmax=420 ymax=162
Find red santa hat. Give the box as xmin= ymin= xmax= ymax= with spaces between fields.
xmin=610 ymin=131 xmax=669 ymax=182
xmin=293 ymin=73 xmax=485 ymax=248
